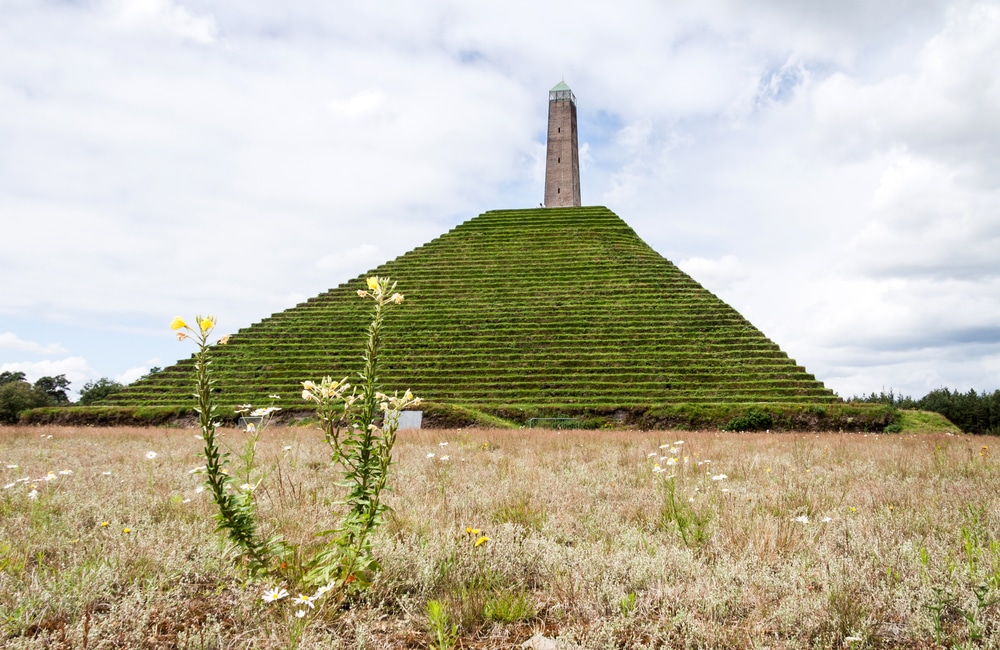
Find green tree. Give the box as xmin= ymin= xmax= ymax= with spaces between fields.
xmin=0 ymin=371 xmax=26 ymax=386
xmin=0 ymin=381 xmax=50 ymax=424
xmin=78 ymin=378 xmax=124 ymax=405
xmin=34 ymin=375 xmax=71 ymax=404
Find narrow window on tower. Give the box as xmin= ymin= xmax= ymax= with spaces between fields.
xmin=558 ymin=127 xmax=561 ymax=133
xmin=558 ymin=157 xmax=561 ymax=163
xmin=557 ymin=188 xmax=560 ymax=194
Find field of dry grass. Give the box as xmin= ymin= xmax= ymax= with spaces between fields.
xmin=2 ymin=425 xmax=998 ymax=649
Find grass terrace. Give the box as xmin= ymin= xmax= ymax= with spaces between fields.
xmin=98 ymin=207 xmax=840 ymax=423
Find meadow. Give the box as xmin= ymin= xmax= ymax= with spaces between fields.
xmin=2 ymin=425 xmax=998 ymax=649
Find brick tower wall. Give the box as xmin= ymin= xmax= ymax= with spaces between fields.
xmin=544 ymin=92 xmax=581 ymax=207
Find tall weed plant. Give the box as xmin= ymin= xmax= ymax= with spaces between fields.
xmin=172 ymin=276 xmax=418 ymax=615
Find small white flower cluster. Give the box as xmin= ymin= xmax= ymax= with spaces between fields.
xmin=261 ymin=581 xmax=337 ymax=618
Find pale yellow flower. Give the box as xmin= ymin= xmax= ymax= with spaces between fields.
xmin=366 ymin=276 xmax=379 ymax=291
xmin=474 ymin=536 xmax=489 ymax=547
xmin=199 ymin=316 xmax=215 ymax=334
xmin=390 ymin=292 xmax=404 ymax=304
xmin=170 ymin=316 xmax=188 ymax=331
xmin=218 ymin=334 xmax=231 ymax=345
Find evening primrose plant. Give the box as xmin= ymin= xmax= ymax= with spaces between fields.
xmin=172 ymin=275 xmax=418 ymax=603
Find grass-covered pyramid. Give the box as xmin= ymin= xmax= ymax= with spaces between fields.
xmin=105 ymin=206 xmax=839 ymax=421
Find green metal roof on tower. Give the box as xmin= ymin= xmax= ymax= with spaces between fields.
xmin=550 ymin=80 xmax=572 ymax=92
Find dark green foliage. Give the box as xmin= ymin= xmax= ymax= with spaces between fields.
xmin=724 ymin=408 xmax=773 ymax=431
xmin=78 ymin=377 xmax=125 ymax=405
xmin=34 ymin=374 xmax=71 ymax=404
xmin=853 ymin=388 xmax=1000 ymax=435
xmin=0 ymin=371 xmax=26 ymax=385
xmin=0 ymin=381 xmax=51 ymax=423
xmin=91 ymin=207 xmax=836 ymax=413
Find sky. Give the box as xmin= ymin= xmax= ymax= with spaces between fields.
xmin=1 ymin=0 xmax=998 ymax=401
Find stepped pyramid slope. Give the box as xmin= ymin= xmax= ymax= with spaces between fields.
xmin=107 ymin=207 xmax=837 ymax=410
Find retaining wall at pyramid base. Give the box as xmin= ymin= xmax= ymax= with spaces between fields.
xmin=20 ymin=401 xmax=898 ymax=432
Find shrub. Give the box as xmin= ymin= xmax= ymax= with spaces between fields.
xmin=725 ymin=408 xmax=773 ymax=431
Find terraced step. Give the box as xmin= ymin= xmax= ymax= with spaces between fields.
xmin=104 ymin=206 xmax=837 ymax=411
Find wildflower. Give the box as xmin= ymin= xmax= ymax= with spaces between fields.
xmin=314 ymin=582 xmax=335 ymax=598
xmin=102 ymin=471 xmax=111 ymax=475
xmin=793 ymin=515 xmax=809 ymax=524
xmin=123 ymin=527 xmax=131 ymax=534
xmin=240 ymin=483 xmax=253 ymax=491
xmin=198 ymin=316 xmax=215 ymax=333
xmin=356 ymin=289 xmax=366 ymax=297
xmin=145 ymin=451 xmax=157 ymax=460
xmin=189 ymin=466 xmax=206 ymax=474
xmin=658 ymin=444 xmax=670 ymax=449
xmin=390 ymin=292 xmax=404 ymax=304
xmin=850 ymin=506 xmax=856 ymax=513
xmin=440 ymin=455 xmax=450 ymax=461
xmin=100 ymin=521 xmax=109 ymax=527
xmin=170 ymin=316 xmax=188 ymax=330
xmin=182 ymin=498 xmax=191 ymax=503
xmin=2 ymin=483 xmax=13 ymax=489
xmin=647 ymin=452 xmax=656 ymax=458
xmin=665 ymin=458 xmax=678 ymax=466
xmin=194 ymin=486 xmax=205 ymax=493
xmin=474 ymin=536 xmax=489 ymax=548
xmin=668 ymin=447 xmax=680 ymax=455
xmin=366 ymin=276 xmax=379 ymax=291
xmin=28 ymin=489 xmax=38 ymax=500
xmin=980 ymin=445 xmax=989 ymax=458
xmin=292 ymin=594 xmax=315 ymax=609
xmin=439 ymin=441 xmax=449 ymax=447
xmin=6 ymin=464 xmax=17 ymax=469
xmin=43 ymin=472 xmax=57 ymax=481
xmin=295 ymin=609 xmax=307 ymax=618
xmin=821 ymin=516 xmax=832 ymax=523
xmin=269 ymin=394 xmax=280 ymax=399
xmin=466 ymin=527 xmax=481 ymax=535
xmin=282 ymin=445 xmax=293 ymax=452
xmin=652 ymin=463 xmax=664 ymax=473
xmin=262 ymin=587 xmax=289 ymax=603
xmin=711 ymin=474 xmax=728 ymax=481
xmin=426 ymin=453 xmax=435 ymax=459
xmin=58 ymin=469 xmax=72 ymax=475
xmin=218 ymin=334 xmax=231 ymax=345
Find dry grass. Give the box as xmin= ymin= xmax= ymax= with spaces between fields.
xmin=2 ymin=425 xmax=999 ymax=648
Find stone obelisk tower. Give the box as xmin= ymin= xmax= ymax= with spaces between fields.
xmin=543 ymin=81 xmax=581 ymax=207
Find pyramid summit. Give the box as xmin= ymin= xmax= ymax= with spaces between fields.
xmin=107 ymin=207 xmax=839 ymax=422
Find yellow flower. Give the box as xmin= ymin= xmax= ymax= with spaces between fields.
xmin=123 ymin=527 xmax=131 ymax=534
xmin=366 ymin=276 xmax=379 ymax=291
xmin=199 ymin=316 xmax=216 ymax=333
xmin=100 ymin=521 xmax=109 ymax=527
xmin=170 ymin=316 xmax=188 ymax=331
xmin=474 ymin=536 xmax=489 ymax=548
xmin=466 ymin=527 xmax=481 ymax=535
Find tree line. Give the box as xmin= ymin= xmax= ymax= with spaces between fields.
xmin=0 ymin=372 xmax=127 ymax=423
xmin=852 ymin=388 xmax=1000 ymax=435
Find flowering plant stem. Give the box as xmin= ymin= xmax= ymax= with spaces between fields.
xmin=175 ymin=316 xmax=273 ymax=575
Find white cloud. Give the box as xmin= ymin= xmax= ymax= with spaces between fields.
xmin=1 ymin=358 xmax=95 ymax=387
xmin=0 ymin=332 xmax=67 ymax=356
xmin=103 ymin=0 xmax=219 ymax=44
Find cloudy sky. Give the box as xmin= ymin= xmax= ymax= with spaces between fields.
xmin=2 ymin=0 xmax=998 ymax=400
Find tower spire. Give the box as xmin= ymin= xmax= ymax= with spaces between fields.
xmin=543 ymin=81 xmax=581 ymax=207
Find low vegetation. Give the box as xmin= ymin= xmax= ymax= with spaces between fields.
xmin=3 ymin=425 xmax=998 ymax=648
